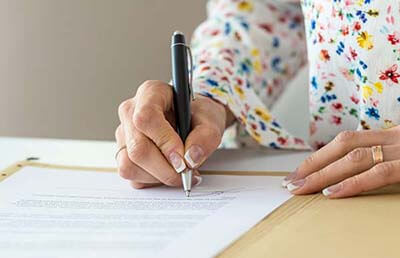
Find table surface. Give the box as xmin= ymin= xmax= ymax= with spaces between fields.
xmin=0 ymin=137 xmax=310 ymax=172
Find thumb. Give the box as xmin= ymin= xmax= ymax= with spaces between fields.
xmin=184 ymin=123 xmax=223 ymax=169
xmin=184 ymin=95 xmax=227 ymax=169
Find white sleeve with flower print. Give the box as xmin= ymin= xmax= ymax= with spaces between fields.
xmin=302 ymin=0 xmax=400 ymax=149
xmin=191 ymin=0 xmax=309 ymax=150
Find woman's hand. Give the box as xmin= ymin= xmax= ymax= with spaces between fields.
xmin=115 ymin=80 xmax=232 ymax=189
xmin=283 ymin=126 xmax=400 ymax=198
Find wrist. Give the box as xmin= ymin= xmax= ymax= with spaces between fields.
xmin=194 ymin=94 xmax=235 ymax=130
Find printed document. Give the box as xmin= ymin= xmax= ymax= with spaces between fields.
xmin=0 ymin=166 xmax=291 ymax=258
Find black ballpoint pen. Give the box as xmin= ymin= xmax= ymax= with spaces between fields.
xmin=171 ymin=31 xmax=194 ymax=197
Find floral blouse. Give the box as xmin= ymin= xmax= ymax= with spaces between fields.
xmin=191 ymin=0 xmax=400 ymax=150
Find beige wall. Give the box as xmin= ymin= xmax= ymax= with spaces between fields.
xmin=0 ymin=0 xmax=208 ymax=140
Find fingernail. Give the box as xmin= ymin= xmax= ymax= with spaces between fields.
xmin=193 ymin=175 xmax=203 ymax=187
xmin=185 ymin=145 xmax=204 ymax=168
xmin=169 ymin=152 xmax=186 ymax=173
xmin=287 ymin=179 xmax=306 ymax=192
xmin=322 ymin=183 xmax=342 ymax=196
xmin=282 ymin=169 xmax=298 ymax=188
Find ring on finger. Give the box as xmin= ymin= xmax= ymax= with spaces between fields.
xmin=371 ymin=145 xmax=384 ymax=165
xmin=115 ymin=145 xmax=127 ymax=160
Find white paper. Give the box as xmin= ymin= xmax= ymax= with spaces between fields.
xmin=0 ymin=167 xmax=291 ymax=258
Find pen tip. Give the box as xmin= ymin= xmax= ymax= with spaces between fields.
xmin=185 ymin=190 xmax=191 ymax=198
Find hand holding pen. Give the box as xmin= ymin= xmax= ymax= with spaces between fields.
xmin=114 ymin=32 xmax=233 ymax=192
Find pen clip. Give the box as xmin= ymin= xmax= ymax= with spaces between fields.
xmin=186 ymin=45 xmax=195 ymax=101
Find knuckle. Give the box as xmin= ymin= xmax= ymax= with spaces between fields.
xmin=350 ymin=174 xmax=364 ymax=191
xmin=141 ymin=80 xmax=155 ymax=90
xmin=115 ymin=125 xmax=122 ymax=140
xmin=311 ymin=169 xmax=328 ymax=185
xmin=303 ymin=154 xmax=315 ymax=167
xmin=118 ymin=100 xmax=132 ymax=118
xmin=388 ymin=125 xmax=400 ymax=140
xmin=378 ymin=126 xmax=400 ymax=145
xmin=139 ymin=80 xmax=164 ymax=92
xmin=126 ymin=138 xmax=150 ymax=163
xmin=333 ymin=131 xmax=356 ymax=153
xmin=118 ymin=164 xmax=134 ymax=180
xmin=133 ymin=106 xmax=156 ymax=131
xmin=373 ymin=163 xmax=394 ymax=182
xmin=335 ymin=130 xmax=356 ymax=143
xmin=346 ymin=148 xmax=367 ymax=163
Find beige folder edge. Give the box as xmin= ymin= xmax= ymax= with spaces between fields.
xmin=1 ymin=161 xmax=400 ymax=258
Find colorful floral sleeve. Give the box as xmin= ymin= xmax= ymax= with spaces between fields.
xmin=302 ymin=0 xmax=400 ymax=149
xmin=191 ymin=0 xmax=308 ymax=149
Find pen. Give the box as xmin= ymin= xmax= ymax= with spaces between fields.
xmin=171 ymin=31 xmax=194 ymax=197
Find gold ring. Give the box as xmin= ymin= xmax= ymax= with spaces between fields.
xmin=371 ymin=145 xmax=384 ymax=165
xmin=115 ymin=145 xmax=127 ymax=160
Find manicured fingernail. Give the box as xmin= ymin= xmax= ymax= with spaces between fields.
xmin=287 ymin=179 xmax=306 ymax=192
xmin=169 ymin=152 xmax=186 ymax=173
xmin=193 ymin=175 xmax=203 ymax=186
xmin=323 ymin=183 xmax=342 ymax=196
xmin=282 ymin=169 xmax=298 ymax=187
xmin=185 ymin=145 xmax=204 ymax=168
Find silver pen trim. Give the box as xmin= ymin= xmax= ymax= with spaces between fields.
xmin=181 ymin=169 xmax=192 ymax=197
